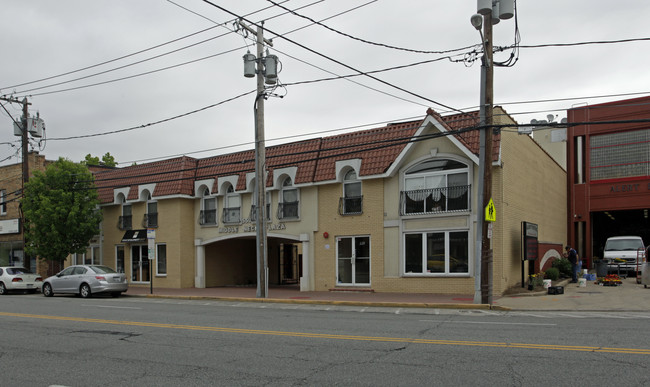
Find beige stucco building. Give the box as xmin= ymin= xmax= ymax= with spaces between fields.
xmin=87 ymin=108 xmax=566 ymax=296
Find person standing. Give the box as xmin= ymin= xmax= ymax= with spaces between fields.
xmin=565 ymin=246 xmax=578 ymax=283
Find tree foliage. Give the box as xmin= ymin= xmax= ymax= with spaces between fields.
xmin=83 ymin=152 xmax=116 ymax=167
xmin=22 ymin=158 xmax=102 ymax=263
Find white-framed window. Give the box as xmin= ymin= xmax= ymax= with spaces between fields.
xmin=404 ymin=230 xmax=469 ymax=275
xmin=340 ymin=169 xmax=362 ymax=215
xmin=200 ymin=188 xmax=217 ymax=225
xmin=145 ymin=200 xmax=158 ymax=228
xmin=0 ymin=189 xmax=7 ymax=215
xmin=223 ymin=184 xmax=241 ymax=223
xmin=278 ymin=177 xmax=299 ymax=220
xmin=119 ymin=203 xmax=132 ymax=230
xmin=72 ymin=245 xmax=99 ymax=265
xmin=116 ymin=245 xmax=125 ymax=273
xmin=401 ymin=159 xmax=470 ymax=215
xmin=156 ymin=244 xmax=167 ymax=276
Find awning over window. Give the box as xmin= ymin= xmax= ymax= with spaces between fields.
xmin=121 ymin=229 xmax=147 ymax=243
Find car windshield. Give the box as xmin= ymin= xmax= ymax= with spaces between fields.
xmin=605 ymin=239 xmax=644 ymax=251
xmin=90 ymin=265 xmax=117 ymax=274
xmin=7 ymin=267 xmax=31 ymax=275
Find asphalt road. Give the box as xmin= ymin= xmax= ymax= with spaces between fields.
xmin=1 ymin=294 xmax=649 ymax=386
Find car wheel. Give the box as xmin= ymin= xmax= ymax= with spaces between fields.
xmin=80 ymin=283 xmax=92 ymax=298
xmin=0 ymin=282 xmax=6 ymax=295
xmin=42 ymin=283 xmax=54 ymax=297
xmin=111 ymin=292 xmax=121 ymax=298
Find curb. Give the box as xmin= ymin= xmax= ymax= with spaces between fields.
xmin=125 ymin=293 xmax=503 ymax=310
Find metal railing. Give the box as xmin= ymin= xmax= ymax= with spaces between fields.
xmin=338 ymin=196 xmax=363 ymax=215
xmin=222 ymin=207 xmax=241 ymax=224
xmin=199 ymin=209 xmax=217 ymax=225
xmin=118 ymin=215 xmax=132 ymax=230
xmin=277 ymin=202 xmax=299 ymax=220
xmin=400 ymin=185 xmax=470 ymax=215
xmin=142 ymin=213 xmax=158 ymax=228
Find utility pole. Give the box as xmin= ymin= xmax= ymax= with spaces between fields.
xmin=1 ymin=95 xmax=32 ymax=271
xmin=480 ymin=14 xmax=494 ymax=305
xmin=471 ymin=0 xmax=514 ymax=305
xmin=240 ymin=20 xmax=280 ymax=298
xmin=21 ymin=98 xmax=30 ymax=271
xmin=254 ymin=23 xmax=269 ymax=299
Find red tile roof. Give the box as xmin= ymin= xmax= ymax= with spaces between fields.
xmin=430 ymin=108 xmax=500 ymax=162
xmin=94 ymin=109 xmax=503 ymax=204
xmin=95 ymin=156 xmax=196 ymax=203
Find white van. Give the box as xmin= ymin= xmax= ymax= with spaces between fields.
xmin=603 ymin=236 xmax=645 ymax=272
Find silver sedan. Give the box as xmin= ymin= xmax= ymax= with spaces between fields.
xmin=42 ymin=265 xmax=128 ymax=298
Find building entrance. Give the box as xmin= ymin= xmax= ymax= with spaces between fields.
xmin=336 ymin=236 xmax=370 ymax=286
xmin=592 ymin=209 xmax=650 ymax=259
xmin=131 ymin=245 xmax=150 ymax=283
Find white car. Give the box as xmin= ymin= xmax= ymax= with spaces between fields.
xmin=0 ymin=267 xmax=43 ymax=295
xmin=42 ymin=265 xmax=128 ymax=298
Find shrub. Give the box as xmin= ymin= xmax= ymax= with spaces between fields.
xmin=552 ymin=258 xmax=572 ymax=278
xmin=545 ymin=267 xmax=560 ymax=281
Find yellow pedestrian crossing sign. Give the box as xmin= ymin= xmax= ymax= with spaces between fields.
xmin=485 ymin=198 xmax=496 ymax=222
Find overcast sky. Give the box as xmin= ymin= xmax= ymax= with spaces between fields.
xmin=1 ymin=0 xmax=649 ymax=167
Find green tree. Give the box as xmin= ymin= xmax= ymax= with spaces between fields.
xmin=83 ymin=152 xmax=116 ymax=167
xmin=21 ymin=158 xmax=102 ymax=264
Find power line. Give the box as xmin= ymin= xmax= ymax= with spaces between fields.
xmin=266 ymin=0 xmax=477 ymax=55
xmin=201 ymin=0 xmax=465 ymax=115
xmin=0 ymin=1 xmax=305 ymax=94
xmin=46 ymin=90 xmax=255 ymax=141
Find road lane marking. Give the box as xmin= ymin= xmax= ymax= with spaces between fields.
xmin=82 ymin=305 xmax=142 ymax=309
xmin=2 ymin=311 xmax=649 ymax=355
xmin=421 ymin=320 xmax=557 ymax=326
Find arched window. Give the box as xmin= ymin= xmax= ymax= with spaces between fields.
xmin=401 ymin=159 xmax=469 ymax=215
xmin=200 ymin=188 xmax=217 ymax=225
xmin=340 ymin=169 xmax=362 ymax=215
xmin=278 ymin=177 xmax=299 ymax=219
xmin=222 ymin=184 xmax=241 ymax=223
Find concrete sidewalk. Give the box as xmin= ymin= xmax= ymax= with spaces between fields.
xmin=124 ymin=277 xmax=650 ymax=311
xmin=493 ymin=277 xmax=650 ymax=311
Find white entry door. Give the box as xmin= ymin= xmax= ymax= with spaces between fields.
xmin=336 ymin=236 xmax=370 ymax=286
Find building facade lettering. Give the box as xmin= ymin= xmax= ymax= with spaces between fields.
xmin=609 ymin=183 xmax=640 ymax=193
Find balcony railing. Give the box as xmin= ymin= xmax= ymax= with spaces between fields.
xmin=338 ymin=196 xmax=363 ymax=215
xmin=400 ymin=185 xmax=470 ymax=216
xmin=199 ymin=209 xmax=217 ymax=225
xmin=277 ymin=201 xmax=299 ymax=220
xmin=142 ymin=213 xmax=158 ymax=228
xmin=222 ymin=207 xmax=241 ymax=224
xmin=249 ymin=204 xmax=271 ymax=221
xmin=118 ymin=215 xmax=132 ymax=230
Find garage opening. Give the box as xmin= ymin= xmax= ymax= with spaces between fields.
xmin=591 ymin=209 xmax=650 ymax=259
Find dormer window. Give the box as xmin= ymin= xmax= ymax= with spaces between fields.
xmin=222 ymin=184 xmax=241 ymax=224
xmin=118 ymin=194 xmax=132 ymax=230
xmin=200 ymin=188 xmax=217 ymax=225
xmin=278 ymin=177 xmax=299 ymax=220
xmin=340 ymin=169 xmax=362 ymax=215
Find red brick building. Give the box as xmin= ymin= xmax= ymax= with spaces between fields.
xmin=567 ymin=96 xmax=650 ymax=267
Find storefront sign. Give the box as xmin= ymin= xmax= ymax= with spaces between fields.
xmin=221 ymin=223 xmax=286 ymax=234
xmin=522 ymin=221 xmax=538 ymax=261
xmin=0 ymin=219 xmax=20 ymax=234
